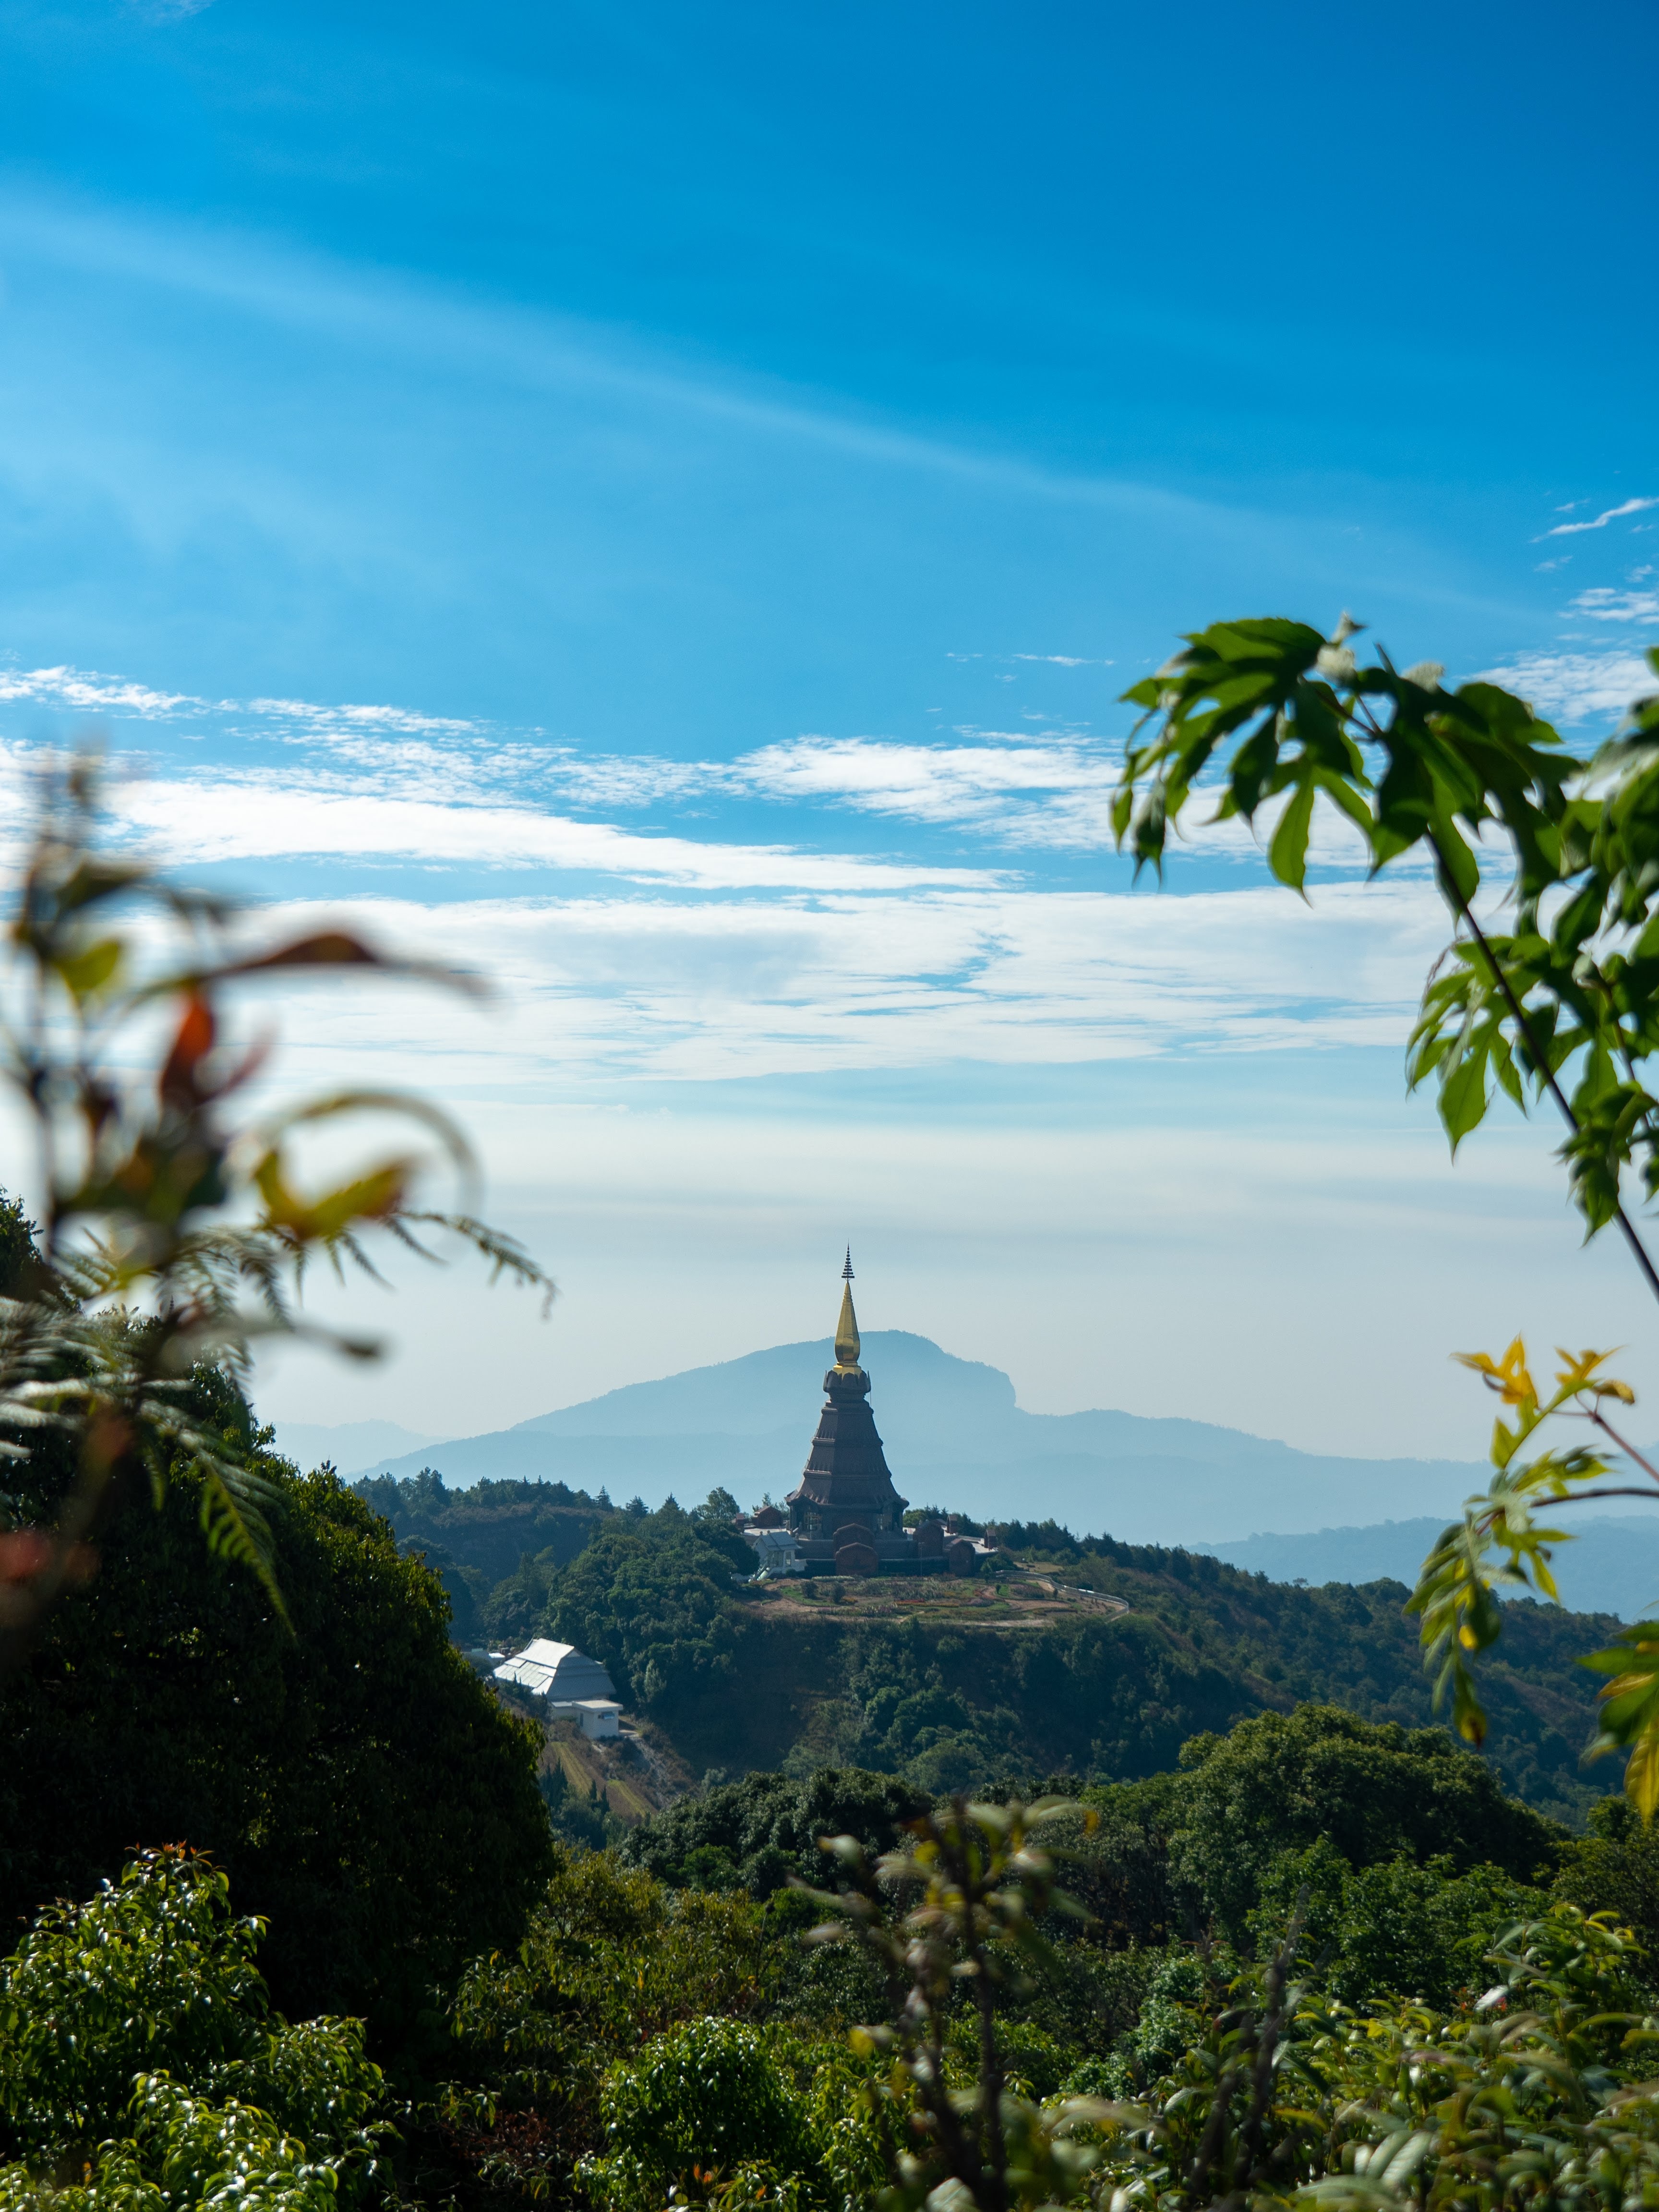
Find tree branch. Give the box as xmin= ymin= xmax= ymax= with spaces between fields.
xmin=1426 ymin=829 xmax=1659 ymax=1312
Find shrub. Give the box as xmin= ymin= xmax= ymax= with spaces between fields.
xmin=583 ymin=2017 xmax=814 ymax=2211
xmin=0 ymin=1850 xmax=386 ymax=2208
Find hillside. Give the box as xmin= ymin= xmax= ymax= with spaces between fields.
xmin=344 ymin=1330 xmax=1491 ymax=1546
xmin=356 ymin=1474 xmax=1621 ymax=1827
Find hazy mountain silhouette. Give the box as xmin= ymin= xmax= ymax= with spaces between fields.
xmin=1203 ymin=1513 xmax=1659 ymax=1622
xmin=342 ymin=1330 xmax=1488 ymax=1546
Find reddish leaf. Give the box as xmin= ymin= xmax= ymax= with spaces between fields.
xmin=158 ymin=995 xmax=216 ymax=1112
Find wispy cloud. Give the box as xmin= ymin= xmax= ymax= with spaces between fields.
xmin=730 ymin=734 xmax=1118 ymax=842
xmin=1539 ymin=496 xmax=1659 ymax=540
xmin=1010 ymin=653 xmax=1115 ymax=668
xmin=249 ymin=877 xmax=1448 ymax=1092
xmin=0 ymin=666 xmax=205 ymax=716
xmin=1478 ymin=649 xmax=1655 ymax=724
xmin=1568 ymin=587 xmax=1659 ymax=624
xmin=109 ymin=771 xmax=994 ymax=894
xmin=0 ymin=656 xmax=1382 ymax=866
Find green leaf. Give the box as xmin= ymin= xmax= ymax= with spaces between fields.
xmin=1438 ymin=1042 xmax=1492 ymax=1152
xmin=1267 ymin=775 xmax=1317 ymax=892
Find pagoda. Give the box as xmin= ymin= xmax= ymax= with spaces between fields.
xmin=787 ymin=1253 xmax=940 ymax=1576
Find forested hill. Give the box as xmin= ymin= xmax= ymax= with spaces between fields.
xmin=357 ymin=1473 xmax=1618 ymax=1827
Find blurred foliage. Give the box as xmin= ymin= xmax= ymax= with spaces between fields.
xmin=0 ymin=764 xmax=550 ymax=1667
xmin=1087 ymin=1903 xmax=1659 ymax=2212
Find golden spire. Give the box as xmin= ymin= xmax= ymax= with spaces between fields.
xmin=834 ymin=1246 xmax=862 ymax=1371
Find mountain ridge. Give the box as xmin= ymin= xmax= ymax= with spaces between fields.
xmin=341 ymin=1330 xmax=1487 ymax=1547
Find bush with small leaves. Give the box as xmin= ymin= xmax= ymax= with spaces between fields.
xmin=0 ymin=1850 xmax=387 ymax=2212
xmin=581 ymin=2017 xmax=817 ymax=2212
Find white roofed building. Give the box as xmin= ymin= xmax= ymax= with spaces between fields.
xmin=492 ymin=1640 xmax=621 ymax=1735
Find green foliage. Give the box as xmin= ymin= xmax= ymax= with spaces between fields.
xmin=0 ymin=1848 xmax=271 ymax=2153
xmin=0 ymin=1849 xmax=386 ymax=2211
xmin=349 ymin=1471 xmax=610 ymax=1593
xmin=482 ymin=1546 xmax=564 ymax=1643
xmin=805 ymin=1795 xmax=1128 ymax=2212
xmin=617 ymin=1768 xmax=928 ymax=1893
xmin=0 ymin=2076 xmax=347 ymax=2212
xmin=442 ymin=1846 xmax=784 ymax=2198
xmin=1165 ymin=1704 xmax=1563 ymax=1938
xmin=1088 ymin=1903 xmax=1659 ymax=2212
xmin=581 ymin=2017 xmax=817 ymax=2212
xmin=538 ymin=1760 xmax=625 ymax=1852
xmin=542 ymin=1506 xmax=752 ymax=1712
xmin=1556 ymin=1793 xmax=1659 ymax=1953
xmin=0 ymin=1412 xmax=553 ymax=2051
xmin=1248 ymin=1837 xmax=1541 ymax=2009
xmin=1114 ymin=622 xmax=1659 ymax=1275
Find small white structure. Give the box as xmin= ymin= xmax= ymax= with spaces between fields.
xmin=743 ymin=1526 xmax=803 ymax=1575
xmin=574 ymin=1699 xmax=623 ymax=1740
xmin=493 ymin=1638 xmax=618 ymax=1717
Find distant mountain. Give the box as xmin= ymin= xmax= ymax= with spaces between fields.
xmin=1202 ymin=1514 xmax=1659 ymax=1623
xmin=276 ymin=1417 xmax=440 ymax=1471
xmin=345 ymin=1330 xmax=1490 ymax=1546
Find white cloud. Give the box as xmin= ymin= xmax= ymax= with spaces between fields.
xmin=1568 ymin=587 xmax=1659 ymax=624
xmin=729 ymin=733 xmax=1121 ymax=845
xmin=0 ymin=665 xmax=204 ymax=715
xmin=1477 ymin=649 xmax=1656 ymax=725
xmin=109 ymin=770 xmax=993 ymax=894
xmin=1010 ymin=653 xmax=1114 ymax=667
xmin=245 ymin=697 xmax=482 ymax=738
xmin=1540 ymin=496 xmax=1659 ymax=540
xmin=240 ymin=876 xmax=1448 ymax=1092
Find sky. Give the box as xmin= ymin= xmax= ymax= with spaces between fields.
xmin=1 ymin=0 xmax=1658 ymax=1469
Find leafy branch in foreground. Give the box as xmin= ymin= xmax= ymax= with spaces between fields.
xmin=1406 ymin=1339 xmax=1659 ymax=1811
xmin=0 ymin=756 xmax=554 ymax=1675
xmin=804 ymin=1796 xmax=1125 ymax=2212
xmin=1116 ymin=622 xmax=1659 ymax=1299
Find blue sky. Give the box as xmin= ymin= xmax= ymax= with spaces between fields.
xmin=1 ymin=0 xmax=1657 ymax=1475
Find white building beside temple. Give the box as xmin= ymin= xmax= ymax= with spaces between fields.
xmin=493 ymin=1639 xmax=623 ymax=1738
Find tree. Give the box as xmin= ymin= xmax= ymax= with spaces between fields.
xmin=1165 ymin=1705 xmax=1563 ymax=1938
xmin=0 ymin=1846 xmax=388 ymax=2207
xmin=543 ymin=1507 xmax=752 ymax=1715
xmin=0 ymin=1377 xmax=553 ymax=2052
xmin=618 ymin=1767 xmax=929 ymax=1894
xmin=1116 ymin=624 xmax=1659 ymax=1281
xmin=805 ymin=1796 xmax=1120 ymax=2212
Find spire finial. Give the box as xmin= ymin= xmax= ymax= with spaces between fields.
xmin=833 ymin=1249 xmax=862 ymax=1371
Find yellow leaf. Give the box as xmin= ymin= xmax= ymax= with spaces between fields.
xmin=1628 ymin=1725 xmax=1659 ymax=1823
xmin=56 ymin=936 xmax=123 ymax=1000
